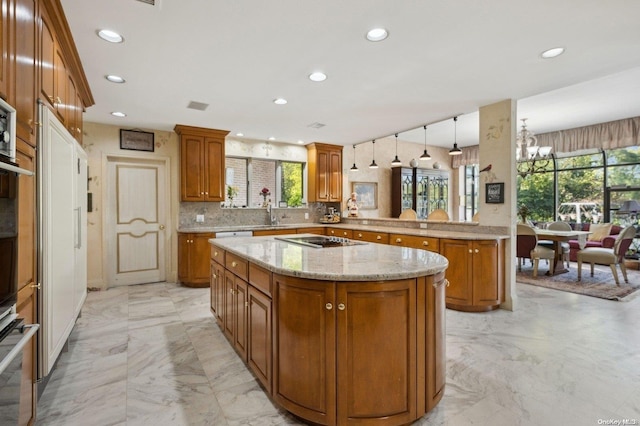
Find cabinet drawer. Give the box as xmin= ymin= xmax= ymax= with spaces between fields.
xmin=390 ymin=234 xmax=439 ymax=252
xmin=226 ymin=252 xmax=248 ymax=281
xmin=211 ymin=246 xmax=225 ymax=264
xmin=249 ymin=263 xmax=272 ymax=297
xmin=326 ymin=228 xmax=353 ymax=238
xmin=353 ymin=230 xmax=389 ymax=244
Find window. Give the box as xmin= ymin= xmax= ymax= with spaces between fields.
xmin=224 ymin=157 xmax=305 ymax=207
xmin=464 ymin=165 xmax=479 ymax=220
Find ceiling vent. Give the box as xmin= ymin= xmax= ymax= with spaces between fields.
xmin=307 ymin=122 xmax=326 ymax=129
xmin=135 ymin=0 xmax=156 ymax=5
xmin=187 ymin=101 xmax=209 ymax=111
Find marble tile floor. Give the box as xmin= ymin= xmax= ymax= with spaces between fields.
xmin=36 ymin=282 xmax=640 ymax=426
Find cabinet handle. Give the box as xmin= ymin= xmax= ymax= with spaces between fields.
xmin=48 ymin=95 xmax=55 ymax=103
xmin=358 ymin=233 xmax=362 ymax=238
xmin=212 ymin=274 xmax=217 ymax=279
xmin=396 ymin=238 xmax=402 ymax=243
xmin=376 ymin=235 xmax=382 ymax=240
xmin=474 ymin=248 xmax=479 ymax=253
xmin=343 ymin=232 xmax=348 ymax=236
xmin=468 ymin=249 xmax=472 ymax=253
xmin=205 ymin=192 xmax=208 ymax=195
xmin=325 ymin=303 xmax=333 ymax=310
xmin=445 ymin=279 xmax=450 ymax=287
xmin=232 ymin=261 xmax=237 ymax=267
xmin=245 ymin=302 xmax=249 ymax=307
xmin=30 ymin=283 xmax=41 ymax=289
xmin=422 ymin=241 xmax=429 ymax=246
xmin=214 ymin=251 xmax=218 ymax=257
xmin=338 ymin=303 xmax=345 ymax=311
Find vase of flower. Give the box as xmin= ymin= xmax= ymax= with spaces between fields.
xmin=227 ymin=185 xmax=238 ymax=207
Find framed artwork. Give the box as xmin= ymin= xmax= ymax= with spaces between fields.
xmin=486 ymin=182 xmax=504 ymax=204
xmin=120 ymin=129 xmax=154 ymax=152
xmin=352 ymin=182 xmax=377 ymax=210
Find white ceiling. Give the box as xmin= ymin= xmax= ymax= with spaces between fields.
xmin=60 ymin=0 xmax=640 ymax=149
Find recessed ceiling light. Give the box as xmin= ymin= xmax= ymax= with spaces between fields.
xmin=366 ymin=28 xmax=388 ymax=42
xmin=105 ymin=75 xmax=125 ymax=83
xmin=268 ymin=136 xmax=276 ymax=141
xmin=297 ymin=140 xmax=304 ymax=144
xmin=273 ymin=98 xmax=287 ymax=105
xmin=236 ymin=132 xmax=244 ymax=137
xmin=541 ymin=47 xmax=565 ymax=59
xmin=309 ymin=72 xmax=327 ymax=82
xmin=111 ymin=111 xmax=126 ymax=117
xmin=97 ymin=29 xmax=124 ymax=43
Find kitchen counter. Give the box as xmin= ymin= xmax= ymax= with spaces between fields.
xmin=209 ymin=234 xmax=449 ymax=281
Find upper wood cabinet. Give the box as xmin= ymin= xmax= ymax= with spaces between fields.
xmin=0 ymin=0 xmax=10 ymax=100
xmin=175 ymin=124 xmax=229 ymax=202
xmin=307 ymin=143 xmax=342 ymax=203
xmin=14 ymin=0 xmax=38 ymax=146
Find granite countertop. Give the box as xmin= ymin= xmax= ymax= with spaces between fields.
xmin=180 ymin=222 xmax=508 ymax=241
xmin=210 ymin=235 xmax=449 ymax=281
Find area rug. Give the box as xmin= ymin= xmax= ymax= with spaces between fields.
xmin=516 ymin=262 xmax=640 ymax=301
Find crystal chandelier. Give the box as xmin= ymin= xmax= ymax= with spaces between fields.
xmin=516 ymin=118 xmax=552 ymax=177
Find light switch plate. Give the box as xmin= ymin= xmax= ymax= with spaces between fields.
xmin=304 ymin=213 xmax=309 ymax=219
xmin=196 ymin=214 xmax=204 ymax=223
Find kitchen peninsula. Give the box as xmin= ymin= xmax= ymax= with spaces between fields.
xmin=209 ymin=234 xmax=449 ymax=426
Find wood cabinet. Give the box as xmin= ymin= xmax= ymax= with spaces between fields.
xmin=273 ymin=274 xmax=418 ymax=426
xmin=390 ymin=233 xmax=439 ymax=253
xmin=0 ymin=0 xmax=9 ymax=100
xmin=210 ymin=246 xmax=225 ymax=324
xmin=247 ymin=285 xmax=272 ymax=391
xmin=175 ymin=124 xmax=229 ymax=202
xmin=440 ymin=238 xmax=504 ymax=312
xmin=307 ymin=143 xmax=342 ymax=203
xmin=352 ymin=229 xmax=389 ymax=244
xmin=423 ymin=272 xmax=446 ymax=411
xmin=253 ymin=228 xmax=292 ymax=236
xmin=326 ymin=227 xmax=352 ymax=238
xmin=178 ymin=232 xmax=214 ymax=287
xmin=14 ymin=0 xmax=37 ymax=146
xmin=296 ymin=226 xmax=326 ymax=235
xmin=392 ymin=167 xmax=449 ymax=219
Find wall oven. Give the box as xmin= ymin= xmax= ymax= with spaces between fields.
xmin=0 ymin=97 xmax=17 ymax=162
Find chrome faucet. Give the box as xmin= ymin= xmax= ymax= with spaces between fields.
xmin=267 ymin=204 xmax=279 ymax=225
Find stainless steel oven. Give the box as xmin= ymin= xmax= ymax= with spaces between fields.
xmin=0 ymin=98 xmax=17 ymax=162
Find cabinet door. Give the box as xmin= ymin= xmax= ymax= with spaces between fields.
xmin=472 ymin=240 xmax=502 ymax=306
xmin=40 ymin=11 xmax=55 ymax=107
xmin=425 ymin=273 xmax=446 ymax=411
xmin=0 ymin=0 xmax=9 ymax=100
xmin=440 ymin=239 xmax=472 ymax=307
xmin=16 ymin=139 xmax=35 ymax=291
xmin=336 ymin=279 xmax=416 ymax=425
xmin=204 ymin=137 xmax=224 ymax=201
xmin=328 ymin=149 xmax=342 ymax=202
xmin=14 ymin=0 xmax=37 ymax=145
xmin=53 ymin=44 xmax=67 ymax=122
xmin=223 ymin=270 xmax=236 ymax=341
xmin=180 ymin=135 xmax=205 ymax=201
xmin=326 ymin=228 xmax=352 ymax=238
xmin=66 ymin=73 xmax=77 ymax=136
xmin=248 ymin=286 xmax=272 ymax=392
xmin=177 ymin=233 xmax=191 ymax=282
xmin=234 ymin=278 xmax=248 ymax=360
xmin=315 ymin=148 xmax=330 ymax=201
xmin=273 ymin=274 xmax=336 ymax=425
xmin=193 ymin=234 xmax=214 ymax=282
xmin=352 ymin=230 xmax=389 ymax=244
xmin=212 ymin=261 xmax=225 ymax=324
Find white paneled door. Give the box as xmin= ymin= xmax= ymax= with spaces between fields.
xmin=106 ymin=157 xmax=167 ymax=286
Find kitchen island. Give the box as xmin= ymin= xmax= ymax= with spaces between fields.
xmin=209 ymin=234 xmax=449 ymax=426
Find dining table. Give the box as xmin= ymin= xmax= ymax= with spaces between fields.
xmin=535 ymin=228 xmax=592 ymax=275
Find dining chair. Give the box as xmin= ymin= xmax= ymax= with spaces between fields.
xmin=517 ymin=224 xmax=555 ymax=276
xmin=538 ymin=221 xmax=571 ymax=268
xmin=576 ymin=225 xmax=637 ymax=285
xmin=399 ymin=208 xmax=418 ymax=220
xmin=427 ymin=209 xmax=449 ymax=221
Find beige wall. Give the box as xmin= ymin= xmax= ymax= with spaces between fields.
xmin=82 ymin=122 xmax=180 ymax=289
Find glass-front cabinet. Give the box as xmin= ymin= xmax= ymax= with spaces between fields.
xmin=392 ymin=167 xmax=449 ymax=219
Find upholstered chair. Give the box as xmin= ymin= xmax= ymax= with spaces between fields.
xmin=538 ymin=221 xmax=572 ymax=268
xmin=427 ymin=209 xmax=449 ymax=221
xmin=517 ymin=223 xmax=556 ymax=276
xmin=576 ymin=225 xmax=637 ymax=285
xmin=399 ymin=208 xmax=418 ymax=220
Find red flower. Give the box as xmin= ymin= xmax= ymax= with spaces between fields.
xmin=261 ymin=187 xmax=270 ymax=195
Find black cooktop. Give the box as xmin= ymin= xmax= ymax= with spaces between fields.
xmin=275 ymin=235 xmax=366 ymax=248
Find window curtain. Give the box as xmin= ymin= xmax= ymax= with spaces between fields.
xmin=536 ymin=116 xmax=640 ymax=153
xmin=451 ymin=144 xmax=479 ymax=168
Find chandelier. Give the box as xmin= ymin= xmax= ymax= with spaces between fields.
xmin=516 ymin=118 xmax=552 ymax=177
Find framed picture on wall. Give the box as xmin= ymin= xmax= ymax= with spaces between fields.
xmin=486 ymin=182 xmax=504 ymax=204
xmin=120 ymin=129 xmax=154 ymax=152
xmin=352 ymin=182 xmax=378 ymax=210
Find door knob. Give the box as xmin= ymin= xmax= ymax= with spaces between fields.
xmin=159 ymin=224 xmax=165 ymax=230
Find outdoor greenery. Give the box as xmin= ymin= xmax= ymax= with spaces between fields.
xmin=517 ymin=147 xmax=640 ymax=223
xmin=281 ymin=162 xmax=303 ymax=207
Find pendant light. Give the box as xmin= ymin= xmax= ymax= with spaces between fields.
xmin=419 ymin=125 xmax=431 ymax=160
xmin=391 ymin=133 xmax=402 ymax=166
xmin=369 ymin=140 xmax=378 ymax=169
xmin=449 ymin=116 xmax=462 ymax=156
xmin=350 ymin=145 xmax=359 ymax=171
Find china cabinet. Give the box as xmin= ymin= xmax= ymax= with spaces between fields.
xmin=392 ymin=167 xmax=449 ymax=219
